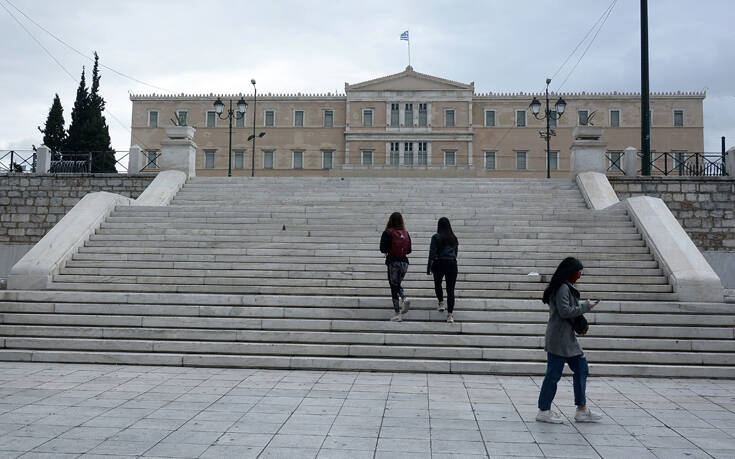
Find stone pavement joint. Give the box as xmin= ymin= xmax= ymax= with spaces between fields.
xmin=0 ymin=362 xmax=734 ymax=458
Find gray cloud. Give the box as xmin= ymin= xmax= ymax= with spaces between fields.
xmin=1 ymin=0 xmax=732 ymax=153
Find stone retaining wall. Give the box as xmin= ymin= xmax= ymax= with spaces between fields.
xmin=609 ymin=176 xmax=735 ymax=251
xmin=0 ymin=174 xmax=155 ymax=244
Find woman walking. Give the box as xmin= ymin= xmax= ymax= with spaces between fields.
xmin=536 ymin=256 xmax=601 ymax=424
xmin=380 ymin=212 xmax=412 ymax=322
xmin=427 ymin=217 xmax=459 ymax=323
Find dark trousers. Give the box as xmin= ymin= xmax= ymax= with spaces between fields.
xmin=387 ymin=261 xmax=408 ymax=312
xmin=432 ymin=269 xmax=457 ymax=313
xmin=538 ymin=352 xmax=588 ymax=411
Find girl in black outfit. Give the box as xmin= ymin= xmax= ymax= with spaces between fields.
xmin=427 ymin=217 xmax=459 ymax=323
xmin=380 ymin=212 xmax=412 ymax=322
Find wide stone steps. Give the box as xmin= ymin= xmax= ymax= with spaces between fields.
xmin=1 ymin=291 xmax=733 ymax=377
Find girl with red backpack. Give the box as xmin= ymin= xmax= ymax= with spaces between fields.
xmin=380 ymin=212 xmax=412 ymax=322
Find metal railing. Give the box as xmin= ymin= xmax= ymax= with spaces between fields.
xmin=48 ymin=151 xmax=129 ymax=174
xmin=0 ymin=150 xmax=36 ymax=173
xmin=606 ymin=150 xmax=728 ymax=177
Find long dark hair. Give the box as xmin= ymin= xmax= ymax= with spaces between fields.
xmin=385 ymin=212 xmax=405 ymax=231
xmin=542 ymin=257 xmax=583 ymax=304
xmin=437 ymin=217 xmax=458 ymax=247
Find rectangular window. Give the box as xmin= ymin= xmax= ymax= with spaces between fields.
xmin=418 ymin=103 xmax=428 ymax=127
xmin=144 ymin=150 xmax=158 ymax=168
xmin=484 ymin=110 xmax=495 ymax=127
xmin=148 ymin=111 xmax=158 ymax=128
xmin=516 ymin=110 xmax=526 ymax=127
xmin=265 ymin=110 xmax=275 ymax=127
xmin=322 ymin=151 xmax=333 ymax=169
xmin=549 ymin=110 xmax=558 ymax=128
xmin=176 ymin=110 xmax=188 ymax=126
xmin=418 ymin=142 xmax=427 ymax=166
xmin=516 ymin=151 xmax=527 ymax=170
xmin=204 ymin=149 xmax=215 ymax=169
xmin=609 ymin=151 xmax=623 ymax=172
xmin=404 ymin=103 xmax=413 ymax=126
xmin=206 ymin=111 xmax=216 ymax=128
xmin=234 ymin=150 xmax=245 ymax=169
xmin=390 ymin=142 xmax=400 ymax=166
xmin=548 ymin=151 xmax=559 ymax=171
xmin=390 ymin=103 xmax=399 ymax=127
xmin=362 ymin=109 xmax=373 ymax=127
xmin=673 ymin=110 xmax=684 ymax=127
xmin=444 ymin=151 xmax=456 ymax=166
xmin=445 ymin=109 xmax=455 ymax=127
xmin=610 ymin=110 xmax=620 ymax=127
xmin=236 ymin=113 xmax=246 ymax=128
xmin=263 ymin=151 xmax=274 ymax=169
xmin=294 ymin=110 xmax=304 ymax=127
xmin=292 ymin=151 xmax=303 ymax=169
xmin=578 ymin=110 xmax=589 ymax=126
xmin=404 ymin=142 xmax=414 ymax=165
xmin=362 ymin=151 xmax=373 ymax=166
xmin=324 ymin=110 xmax=334 ymax=128
xmin=484 ymin=151 xmax=496 ymax=170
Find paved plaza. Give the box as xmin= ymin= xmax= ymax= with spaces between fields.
xmin=0 ymin=363 xmax=734 ymax=458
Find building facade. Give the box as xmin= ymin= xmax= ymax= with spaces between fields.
xmin=129 ymin=66 xmax=705 ymax=177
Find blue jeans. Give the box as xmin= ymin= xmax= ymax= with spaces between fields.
xmin=538 ymin=352 xmax=588 ymax=411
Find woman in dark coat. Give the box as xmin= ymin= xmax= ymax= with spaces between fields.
xmin=536 ymin=256 xmax=602 ymax=424
xmin=427 ymin=217 xmax=459 ymax=323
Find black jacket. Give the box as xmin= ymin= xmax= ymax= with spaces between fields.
xmin=380 ymin=230 xmax=412 ymax=265
xmin=427 ymin=233 xmax=458 ymax=274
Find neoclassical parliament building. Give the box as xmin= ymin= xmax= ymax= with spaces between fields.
xmin=129 ymin=66 xmax=705 ymax=177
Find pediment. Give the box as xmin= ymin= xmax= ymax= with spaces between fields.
xmin=346 ymin=66 xmax=473 ymax=92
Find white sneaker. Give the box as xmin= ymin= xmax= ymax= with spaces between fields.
xmin=390 ymin=314 xmax=402 ymax=322
xmin=575 ymin=408 xmax=602 ymax=423
xmin=437 ymin=301 xmax=446 ymax=312
xmin=446 ymin=314 xmax=454 ymax=323
xmin=536 ymin=410 xmax=564 ymax=424
xmin=400 ymin=297 xmax=410 ymax=314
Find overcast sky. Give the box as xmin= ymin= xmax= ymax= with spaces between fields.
xmin=1 ymin=0 xmax=733 ymax=153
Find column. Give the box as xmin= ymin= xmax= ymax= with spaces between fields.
xmin=427 ymin=142 xmax=433 ymax=166
xmin=385 ymin=142 xmax=391 ymax=165
xmin=344 ymin=140 xmax=350 ymax=166
xmin=399 ymin=142 xmax=404 ymax=165
xmin=36 ymin=145 xmax=51 ymax=174
xmin=468 ymin=141 xmax=473 ymax=167
xmin=128 ymin=145 xmax=142 ymax=175
xmin=623 ymin=146 xmax=638 ymax=177
xmin=160 ymin=126 xmax=197 ymax=177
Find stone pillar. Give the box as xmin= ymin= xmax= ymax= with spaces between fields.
xmin=36 ymin=145 xmax=51 ymax=174
xmin=468 ymin=141 xmax=473 ymax=167
xmin=569 ymin=126 xmax=607 ymax=179
xmin=623 ymin=146 xmax=638 ymax=177
xmin=727 ymin=147 xmax=735 ymax=177
xmin=128 ymin=145 xmax=142 ymax=175
xmin=160 ymin=126 xmax=197 ymax=177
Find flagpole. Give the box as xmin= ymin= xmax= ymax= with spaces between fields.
xmin=408 ymin=38 xmax=411 ymax=66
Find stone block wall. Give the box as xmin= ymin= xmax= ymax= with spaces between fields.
xmin=0 ymin=174 xmax=155 ymax=244
xmin=609 ymin=177 xmax=735 ymax=251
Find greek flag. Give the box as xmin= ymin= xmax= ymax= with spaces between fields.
xmin=400 ymin=30 xmax=409 ymax=41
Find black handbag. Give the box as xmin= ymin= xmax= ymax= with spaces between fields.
xmin=570 ymin=315 xmax=589 ymax=336
xmin=567 ymin=285 xmax=589 ymax=336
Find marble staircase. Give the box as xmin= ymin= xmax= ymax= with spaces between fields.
xmin=1 ymin=177 xmax=732 ymax=376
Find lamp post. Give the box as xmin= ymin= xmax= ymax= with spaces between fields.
xmin=250 ymin=79 xmax=257 ymax=177
xmin=529 ymin=78 xmax=567 ymax=179
xmin=213 ymin=97 xmax=248 ymax=177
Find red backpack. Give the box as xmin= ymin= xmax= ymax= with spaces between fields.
xmin=389 ymin=229 xmax=410 ymax=258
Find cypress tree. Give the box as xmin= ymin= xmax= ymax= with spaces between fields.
xmin=64 ymin=67 xmax=90 ymax=154
xmin=87 ymin=52 xmax=116 ymax=173
xmin=39 ymin=94 xmax=66 ymax=155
